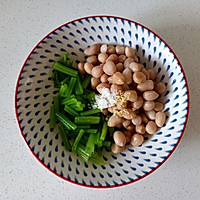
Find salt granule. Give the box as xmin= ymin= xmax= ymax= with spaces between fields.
xmin=93 ymin=88 xmax=119 ymax=109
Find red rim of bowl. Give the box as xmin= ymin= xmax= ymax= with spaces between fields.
xmin=15 ymin=15 xmax=190 ymax=188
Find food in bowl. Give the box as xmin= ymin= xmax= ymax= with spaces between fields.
xmin=15 ymin=16 xmax=189 ymax=187
xmin=50 ymin=43 xmax=166 ymax=164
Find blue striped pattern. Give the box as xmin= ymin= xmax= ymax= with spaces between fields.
xmin=15 ymin=16 xmax=188 ymax=187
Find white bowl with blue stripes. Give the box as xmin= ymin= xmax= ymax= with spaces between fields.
xmin=15 ymin=16 xmax=189 ymax=188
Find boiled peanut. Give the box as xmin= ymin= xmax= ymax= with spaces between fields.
xmin=86 ymin=55 xmax=98 ymax=65
xmin=91 ymin=77 xmax=100 ymax=89
xmin=133 ymin=71 xmax=146 ymax=84
xmin=116 ymin=45 xmax=125 ymax=55
xmin=103 ymin=61 xmax=117 ymax=75
xmin=98 ymin=53 xmax=108 ymax=63
xmin=131 ymin=134 xmax=144 ymax=146
xmin=122 ymin=120 xmax=131 ymax=128
xmin=155 ymin=82 xmax=166 ymax=94
xmin=110 ymin=84 xmax=123 ymax=94
xmin=155 ymin=111 xmax=166 ymax=127
xmin=145 ymin=110 xmax=156 ymax=120
xmin=84 ymin=62 xmax=94 ymax=74
xmin=124 ymin=90 xmax=138 ymax=102
xmin=133 ymin=96 xmax=144 ymax=109
xmin=106 ymin=54 xmax=119 ymax=64
xmin=107 ymin=77 xmax=114 ymax=84
xmin=132 ymin=115 xmax=142 ymax=126
xmin=122 ymin=68 xmax=132 ymax=84
xmin=91 ymin=65 xmax=103 ymax=78
xmin=121 ymin=108 xmax=136 ymax=120
xmin=137 ymin=80 xmax=154 ymax=92
xmin=116 ymin=63 xmax=124 ymax=72
xmin=113 ymin=131 xmax=126 ymax=147
xmin=125 ymin=46 xmax=136 ymax=58
xmin=108 ymin=114 xmax=124 ymax=127
xmin=118 ymin=55 xmax=126 ymax=63
xmin=129 ymin=62 xmax=142 ymax=72
xmin=84 ymin=44 xmax=100 ymax=56
xmin=111 ymin=143 xmax=125 ymax=154
xmin=154 ymin=101 xmax=164 ymax=111
xmin=143 ymin=100 xmax=155 ymax=111
xmin=100 ymin=73 xmax=108 ymax=83
xmin=135 ymin=124 xmax=145 ymax=134
xmin=78 ymin=62 xmax=86 ymax=75
xmin=107 ymin=45 xmax=116 ymax=54
xmin=100 ymin=44 xmax=107 ymax=53
xmin=146 ymin=121 xmax=157 ymax=134
xmin=148 ymin=68 xmax=157 ymax=80
xmin=124 ymin=57 xmax=134 ymax=68
xmin=112 ymin=72 xmax=126 ymax=85
xmin=143 ymin=91 xmax=159 ymax=101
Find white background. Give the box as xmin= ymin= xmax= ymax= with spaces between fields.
xmin=1 ymin=0 xmax=200 ymax=199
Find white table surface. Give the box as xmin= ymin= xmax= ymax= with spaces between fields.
xmin=1 ymin=0 xmax=200 ymax=199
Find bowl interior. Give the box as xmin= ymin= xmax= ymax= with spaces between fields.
xmin=15 ymin=16 xmax=188 ymax=188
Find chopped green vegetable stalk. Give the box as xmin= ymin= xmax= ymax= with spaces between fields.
xmin=100 ymin=121 xmax=108 ymax=141
xmin=63 ymin=54 xmax=67 ymax=66
xmin=65 ymin=77 xmax=76 ymax=97
xmin=95 ymin=129 xmax=102 ymax=147
xmin=60 ymin=76 xmax=70 ymax=85
xmin=58 ymin=126 xmax=71 ymax=150
xmin=61 ymin=95 xmax=75 ymax=104
xmin=79 ymin=137 xmax=89 ymax=146
xmin=77 ymin=125 xmax=91 ymax=129
xmin=70 ymin=101 xmax=85 ymax=111
xmin=59 ymin=84 xmax=68 ymax=97
xmin=85 ymin=133 xmax=96 ymax=156
xmin=62 ymin=98 xmax=77 ymax=106
xmin=53 ymin=96 xmax=60 ymax=113
xmin=53 ymin=62 xmax=78 ymax=77
xmin=68 ymin=60 xmax=73 ymax=68
xmin=72 ymin=129 xmax=84 ymax=151
xmin=49 ymin=105 xmax=56 ymax=129
xmin=80 ymin=108 xmax=101 ymax=116
xmin=50 ymin=52 xmax=113 ymax=165
xmin=74 ymin=116 xmax=101 ymax=124
xmin=90 ymin=152 xmax=105 ymax=165
xmin=52 ymin=71 xmax=60 ymax=88
xmin=56 ymin=112 xmax=77 ymax=130
xmin=75 ymin=75 xmax=83 ymax=95
xmin=109 ymin=127 xmax=115 ymax=138
xmin=71 ymin=129 xmax=98 ymax=134
xmin=88 ymin=92 xmax=96 ymax=104
xmin=82 ymin=75 xmax=91 ymax=89
xmin=64 ymin=105 xmax=79 ymax=117
xmin=76 ymin=144 xmax=90 ymax=163
xmin=59 ymin=52 xmax=70 ymax=65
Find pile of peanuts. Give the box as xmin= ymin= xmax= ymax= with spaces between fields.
xmin=78 ymin=43 xmax=166 ymax=154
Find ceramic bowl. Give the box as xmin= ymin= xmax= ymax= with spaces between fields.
xmin=15 ymin=16 xmax=189 ymax=188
